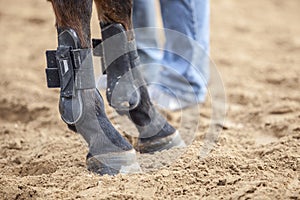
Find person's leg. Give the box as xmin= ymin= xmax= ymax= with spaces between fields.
xmin=154 ymin=0 xmax=210 ymax=110
xmin=132 ymin=0 xmax=162 ymax=82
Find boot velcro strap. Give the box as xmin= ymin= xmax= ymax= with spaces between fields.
xmin=92 ymin=38 xmax=106 ymax=74
xmin=45 ymin=48 xmax=95 ymax=93
xmin=92 ymin=39 xmax=103 ymax=57
xmin=45 ymin=50 xmax=60 ymax=88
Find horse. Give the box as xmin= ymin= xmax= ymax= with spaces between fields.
xmin=45 ymin=0 xmax=185 ymax=175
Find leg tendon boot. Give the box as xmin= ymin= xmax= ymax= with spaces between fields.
xmin=45 ymin=28 xmax=141 ymax=175
xmin=98 ymin=23 xmax=140 ymax=111
xmin=93 ymin=23 xmax=186 ymax=153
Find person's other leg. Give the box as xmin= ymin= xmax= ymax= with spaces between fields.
xmin=132 ymin=0 xmax=162 ymax=82
xmin=154 ymin=0 xmax=210 ymax=110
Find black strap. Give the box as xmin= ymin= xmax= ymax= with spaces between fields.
xmin=92 ymin=39 xmax=103 ymax=57
xmin=92 ymin=38 xmax=107 ymax=74
xmin=45 ymin=48 xmax=95 ymax=94
xmin=45 ymin=50 xmax=60 ymax=88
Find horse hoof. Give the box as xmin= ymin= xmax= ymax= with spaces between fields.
xmin=86 ymin=149 xmax=142 ymax=175
xmin=137 ymin=131 xmax=186 ymax=154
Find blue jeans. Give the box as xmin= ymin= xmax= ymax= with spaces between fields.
xmin=133 ymin=0 xmax=210 ymax=103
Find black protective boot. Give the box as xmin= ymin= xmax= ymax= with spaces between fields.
xmin=45 ymin=28 xmax=141 ymax=175
xmin=93 ymin=23 xmax=186 ymax=153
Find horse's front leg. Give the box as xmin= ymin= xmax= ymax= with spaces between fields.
xmin=46 ymin=0 xmax=141 ymax=175
xmin=94 ymin=0 xmax=186 ymax=153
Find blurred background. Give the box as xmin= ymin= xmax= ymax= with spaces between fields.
xmin=0 ymin=0 xmax=299 ymax=199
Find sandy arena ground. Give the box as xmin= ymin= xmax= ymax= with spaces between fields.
xmin=0 ymin=0 xmax=299 ymax=199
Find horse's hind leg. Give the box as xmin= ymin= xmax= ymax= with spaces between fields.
xmin=46 ymin=0 xmax=140 ymax=175
xmin=94 ymin=0 xmax=186 ymax=153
